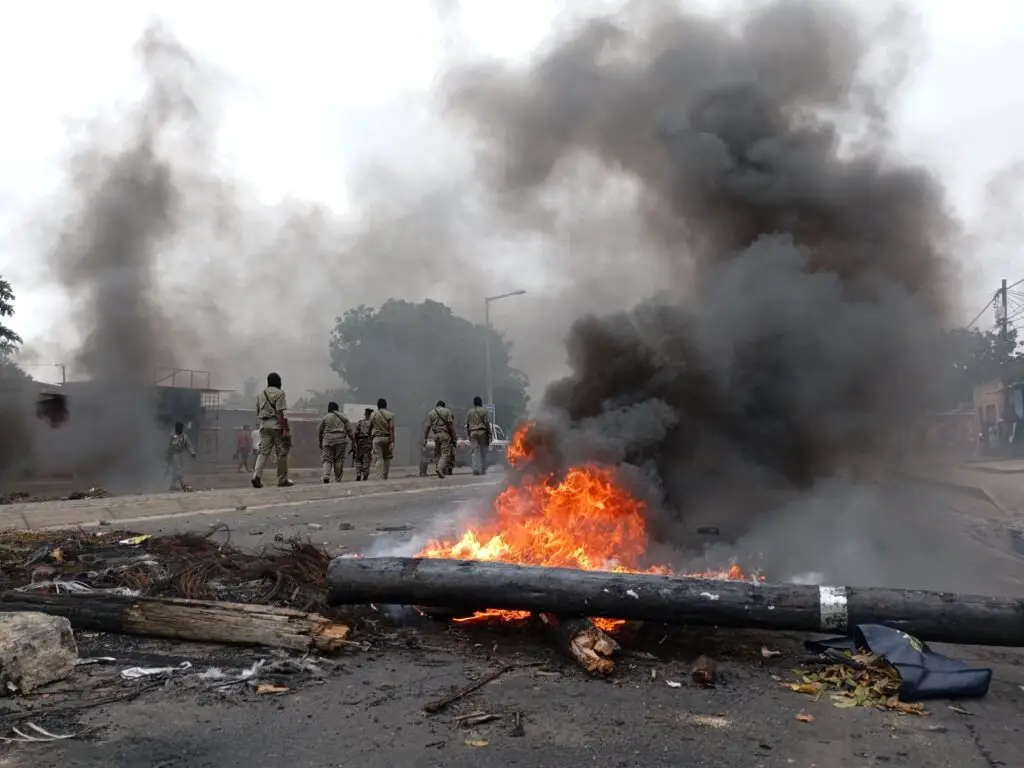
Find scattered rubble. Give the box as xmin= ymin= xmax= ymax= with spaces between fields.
xmin=0 ymin=488 xmax=110 ymax=506
xmin=0 ymin=613 xmax=77 ymax=694
xmin=786 ymin=652 xmax=926 ymax=715
xmin=0 ymin=527 xmax=333 ymax=612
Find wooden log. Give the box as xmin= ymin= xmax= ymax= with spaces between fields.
xmin=325 ymin=556 xmax=1024 ymax=647
xmin=0 ymin=592 xmax=350 ymax=653
xmin=537 ymin=613 xmax=618 ymax=676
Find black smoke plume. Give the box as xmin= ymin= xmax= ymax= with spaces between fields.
xmin=33 ymin=25 xmax=217 ymax=490
xmin=440 ymin=2 xmax=956 ymax=526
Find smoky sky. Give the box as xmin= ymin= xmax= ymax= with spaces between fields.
xmin=11 ymin=3 xmax=963 ymax=497
xmin=436 ymin=0 xmax=958 ymax=520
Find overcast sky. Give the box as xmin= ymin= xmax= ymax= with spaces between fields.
xmin=2 ymin=0 xmax=1023 ymax=385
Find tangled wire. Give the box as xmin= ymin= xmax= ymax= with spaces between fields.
xmin=0 ymin=526 xmax=333 ymax=613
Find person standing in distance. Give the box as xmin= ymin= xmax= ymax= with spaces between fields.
xmin=353 ymin=408 xmax=374 ymax=480
xmin=252 ymin=372 xmax=294 ymax=488
xmin=318 ymin=401 xmax=355 ymax=483
xmin=370 ymin=398 xmax=396 ymax=480
xmin=166 ymin=421 xmax=198 ymax=491
xmin=424 ymin=400 xmax=456 ymax=479
xmin=465 ymin=396 xmax=492 ymax=475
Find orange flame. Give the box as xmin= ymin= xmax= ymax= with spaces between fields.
xmin=418 ymin=424 xmax=752 ymax=631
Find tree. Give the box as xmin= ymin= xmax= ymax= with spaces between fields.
xmin=0 ymin=277 xmax=27 ymax=383
xmin=0 ymin=277 xmax=22 ymax=357
xmin=939 ymin=327 xmax=1023 ymax=409
xmin=329 ymin=299 xmax=529 ymax=429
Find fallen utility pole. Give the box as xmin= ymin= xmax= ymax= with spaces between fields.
xmin=0 ymin=593 xmax=350 ymax=653
xmin=326 ymin=557 xmax=1024 ymax=647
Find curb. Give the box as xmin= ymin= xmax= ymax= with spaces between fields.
xmin=897 ymin=471 xmax=1010 ymax=515
xmin=1 ymin=474 xmax=498 ymax=532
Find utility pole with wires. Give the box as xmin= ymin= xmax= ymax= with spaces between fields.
xmin=1000 ymin=279 xmax=1009 ymax=342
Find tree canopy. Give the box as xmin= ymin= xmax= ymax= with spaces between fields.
xmin=329 ymin=299 xmax=529 ymax=429
xmin=939 ymin=326 xmax=1023 ymax=409
xmin=0 ymin=277 xmax=27 ymax=382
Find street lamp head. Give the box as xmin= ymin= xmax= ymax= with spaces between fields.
xmin=511 ymin=289 xmax=526 ymax=296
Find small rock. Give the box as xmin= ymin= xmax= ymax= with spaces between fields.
xmin=235 ymin=505 xmax=247 ymax=511
xmin=308 ymin=523 xmax=323 ymax=531
xmin=0 ymin=613 xmax=77 ymax=694
xmin=273 ymin=533 xmax=285 ymax=542
xmin=339 ymin=522 xmax=355 ymax=531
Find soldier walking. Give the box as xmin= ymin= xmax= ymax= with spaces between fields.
xmin=424 ymin=400 xmax=456 ymax=479
xmin=465 ymin=396 xmax=492 ymax=475
xmin=318 ymin=402 xmax=355 ymax=483
xmin=252 ymin=372 xmax=294 ymax=489
xmin=370 ymin=398 xmax=396 ymax=480
xmin=166 ymin=421 xmax=197 ymax=492
xmin=353 ymin=408 xmax=374 ymax=480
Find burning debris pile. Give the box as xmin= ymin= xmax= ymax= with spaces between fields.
xmin=417 ymin=423 xmax=754 ymax=638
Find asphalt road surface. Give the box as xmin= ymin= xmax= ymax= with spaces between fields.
xmin=20 ymin=478 xmax=1024 ymax=768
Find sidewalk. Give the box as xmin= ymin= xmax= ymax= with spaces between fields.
xmin=899 ymin=460 xmax=1024 ymax=514
xmin=0 ymin=472 xmax=498 ymax=532
xmin=1 ymin=464 xmax=426 ymax=498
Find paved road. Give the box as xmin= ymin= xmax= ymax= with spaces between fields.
xmin=27 ymin=479 xmax=1024 ymax=767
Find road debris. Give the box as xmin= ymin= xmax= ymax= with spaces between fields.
xmin=1 ymin=722 xmax=91 ymax=744
xmin=510 ymin=712 xmax=525 ymax=737
xmin=795 ymin=712 xmax=815 ymax=723
xmin=691 ymin=655 xmax=717 ymax=687
xmin=0 ymin=528 xmax=334 ymax=613
xmin=424 ymin=662 xmax=542 ymax=714
xmin=761 ymin=646 xmax=782 ymax=658
xmin=682 ymin=713 xmax=729 ymax=729
xmin=455 ymin=711 xmax=501 ymax=727
xmin=539 ymin=614 xmax=619 ymax=676
xmin=666 ymin=680 xmax=682 ymax=688
xmin=464 ymin=739 xmax=488 ymax=747
xmin=786 ymin=652 xmax=926 ymax=715
xmin=1 ymin=593 xmax=351 ymax=654
xmin=0 ymin=612 xmax=77 ymax=694
xmin=255 ymin=684 xmax=289 ymax=695
xmin=121 ymin=661 xmax=193 ymax=680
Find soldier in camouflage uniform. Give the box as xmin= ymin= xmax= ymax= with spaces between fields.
xmin=370 ymin=398 xmax=396 ymax=480
xmin=465 ymin=396 xmax=492 ymax=475
xmin=353 ymin=408 xmax=374 ymax=481
xmin=318 ymin=401 xmax=355 ymax=483
xmin=424 ymin=400 xmax=456 ymax=479
xmin=166 ymin=421 xmax=197 ymax=492
xmin=252 ymin=372 xmax=294 ymax=489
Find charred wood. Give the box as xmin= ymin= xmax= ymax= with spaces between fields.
xmin=691 ymin=655 xmax=716 ymax=687
xmin=326 ymin=556 xmax=1024 ymax=647
xmin=0 ymin=592 xmax=350 ymax=653
xmin=538 ymin=613 xmax=618 ymax=676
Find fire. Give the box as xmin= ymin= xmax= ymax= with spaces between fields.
xmin=418 ymin=423 xmax=752 ymax=632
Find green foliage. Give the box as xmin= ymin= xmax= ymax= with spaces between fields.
xmin=0 ymin=277 xmax=28 ymax=386
xmin=941 ymin=327 xmax=1024 ymax=408
xmin=0 ymin=277 xmax=22 ymax=358
xmin=329 ymin=299 xmax=529 ymax=428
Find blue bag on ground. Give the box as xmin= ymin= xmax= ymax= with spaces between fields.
xmin=805 ymin=623 xmax=992 ymax=701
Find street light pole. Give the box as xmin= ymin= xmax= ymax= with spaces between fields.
xmin=484 ymin=289 xmax=526 ymax=410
